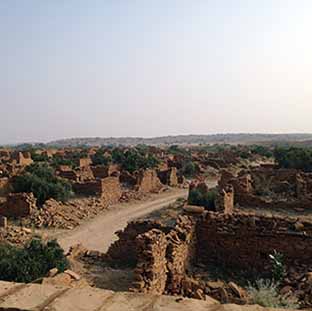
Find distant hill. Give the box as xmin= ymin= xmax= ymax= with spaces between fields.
xmin=47 ymin=134 xmax=312 ymax=147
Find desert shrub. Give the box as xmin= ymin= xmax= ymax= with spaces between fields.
xmin=188 ymin=188 xmax=217 ymax=210
xmin=181 ymin=161 xmax=198 ymax=177
xmin=0 ymin=238 xmax=69 ymax=283
xmin=12 ymin=163 xmax=72 ymax=205
xmin=247 ymin=279 xmax=299 ymax=309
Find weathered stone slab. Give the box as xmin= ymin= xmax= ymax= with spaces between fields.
xmin=0 ymin=283 xmax=64 ymax=310
xmin=47 ymin=287 xmax=114 ymax=311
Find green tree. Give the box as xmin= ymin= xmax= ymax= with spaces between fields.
xmin=91 ymin=149 xmax=112 ymax=166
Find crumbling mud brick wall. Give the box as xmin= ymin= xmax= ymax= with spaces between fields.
xmin=105 ymin=220 xmax=170 ymax=267
xmin=79 ymin=157 xmax=92 ymax=168
xmin=11 ymin=151 xmax=33 ymax=166
xmin=157 ymin=167 xmax=178 ymax=187
xmin=76 ymin=166 xmax=95 ymax=182
xmin=165 ymin=216 xmax=196 ymax=295
xmin=0 ymin=178 xmax=11 ymax=197
xmin=73 ymin=180 xmax=102 ymax=196
xmin=0 ymin=193 xmax=36 ymax=218
xmin=219 ymin=168 xmax=312 ymax=211
xmin=58 ymin=169 xmax=79 ymax=182
xmin=131 ymin=229 xmax=168 ymax=294
xmin=196 ymin=212 xmax=312 ymax=273
xmin=91 ymin=166 xmax=109 ymax=179
xmin=116 ymin=216 xmax=196 ymax=296
xmin=119 ymin=171 xmax=137 ymax=187
xmin=73 ymin=177 xmax=121 ymax=201
xmin=135 ymin=169 xmax=163 ymax=193
xmin=100 ymin=177 xmax=121 ymax=205
xmin=250 ymin=168 xmax=298 ymax=196
xmin=91 ymin=164 xmax=120 ymax=179
xmin=215 ymin=185 xmax=234 ymax=214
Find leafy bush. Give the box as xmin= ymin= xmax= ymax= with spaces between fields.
xmin=0 ymin=238 xmax=69 ymax=283
xmin=181 ymin=161 xmax=198 ymax=178
xmin=188 ymin=188 xmax=217 ymax=210
xmin=91 ymin=149 xmax=112 ymax=166
xmin=247 ymin=279 xmax=299 ymax=309
xmin=274 ymin=146 xmax=312 ymax=172
xmin=12 ymin=163 xmax=72 ymax=205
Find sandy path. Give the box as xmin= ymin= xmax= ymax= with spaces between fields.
xmin=56 ymin=188 xmax=187 ymax=252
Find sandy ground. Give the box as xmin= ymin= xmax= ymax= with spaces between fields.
xmin=56 ymin=188 xmax=187 ymax=252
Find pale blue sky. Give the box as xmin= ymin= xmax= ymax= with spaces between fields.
xmin=1 ymin=1 xmax=312 ymax=144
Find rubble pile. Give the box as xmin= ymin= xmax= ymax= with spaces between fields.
xmin=22 ymin=197 xmax=109 ymax=229
xmin=0 ymin=226 xmax=33 ymax=245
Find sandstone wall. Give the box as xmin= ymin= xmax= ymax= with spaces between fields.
xmin=157 ymin=167 xmax=178 ymax=187
xmin=131 ymin=229 xmax=168 ymax=294
xmin=73 ymin=177 xmax=121 ymax=202
xmin=111 ymin=216 xmax=195 ymax=296
xmin=105 ymin=220 xmax=169 ymax=267
xmin=165 ymin=216 xmax=196 ymax=295
xmin=91 ymin=164 xmax=120 ymax=179
xmin=135 ymin=169 xmax=163 ymax=193
xmin=100 ymin=177 xmax=121 ymax=205
xmin=73 ymin=180 xmax=102 ymax=196
xmin=12 ymin=152 xmax=33 ymax=166
xmin=0 ymin=178 xmax=11 ymax=197
xmin=196 ymin=212 xmax=312 ymax=273
xmin=0 ymin=193 xmax=36 ymax=218
xmin=79 ymin=158 xmax=92 ymax=168
xmin=90 ymin=166 xmax=109 ymax=179
xmin=215 ymin=185 xmax=234 ymax=213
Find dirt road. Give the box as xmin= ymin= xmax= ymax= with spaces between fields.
xmin=57 ymin=189 xmax=187 ymax=252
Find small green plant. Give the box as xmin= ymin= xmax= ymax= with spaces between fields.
xmin=269 ymin=250 xmax=286 ymax=282
xmin=247 ymin=279 xmax=299 ymax=309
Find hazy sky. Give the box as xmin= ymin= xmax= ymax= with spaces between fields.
xmin=2 ymin=1 xmax=312 ymax=144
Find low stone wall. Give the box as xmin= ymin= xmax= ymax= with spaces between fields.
xmin=196 ymin=212 xmax=312 ymax=272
